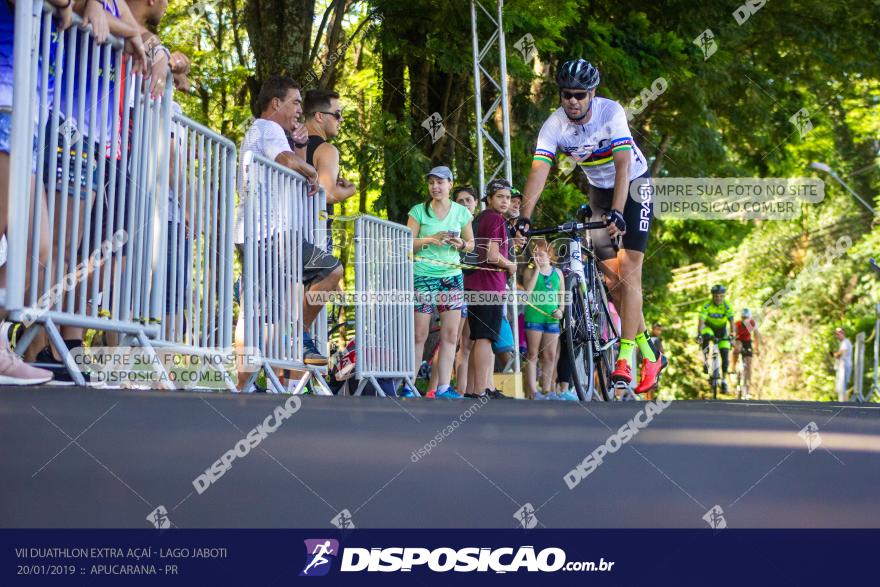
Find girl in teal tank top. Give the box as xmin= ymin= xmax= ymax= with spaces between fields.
xmin=523 ymin=239 xmax=564 ymax=399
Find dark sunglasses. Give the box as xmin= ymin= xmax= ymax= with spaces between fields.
xmin=318 ymin=110 xmax=343 ymax=120
xmin=561 ymin=90 xmax=589 ymax=101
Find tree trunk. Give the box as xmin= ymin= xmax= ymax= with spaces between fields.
xmin=651 ymin=134 xmax=671 ymax=177
xmin=244 ymin=0 xmax=315 ymax=113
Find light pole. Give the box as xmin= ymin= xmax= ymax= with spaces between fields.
xmin=811 ymin=161 xmax=876 ymax=215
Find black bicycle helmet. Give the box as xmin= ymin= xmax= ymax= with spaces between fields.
xmin=556 ymin=59 xmax=600 ymax=90
xmin=711 ymin=284 xmax=726 ymax=294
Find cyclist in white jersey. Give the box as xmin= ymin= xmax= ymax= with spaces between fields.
xmin=519 ymin=58 xmax=666 ymax=394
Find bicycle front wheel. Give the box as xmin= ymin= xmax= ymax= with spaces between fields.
xmin=563 ymin=273 xmax=604 ymax=401
xmin=562 ymin=274 xmax=608 ymax=401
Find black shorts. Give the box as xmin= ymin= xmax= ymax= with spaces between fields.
xmin=41 ymin=124 xmax=100 ymax=198
xmin=586 ymin=170 xmax=653 ymax=260
xmin=235 ymin=236 xmax=339 ymax=288
xmin=468 ymin=303 xmax=503 ymax=343
xmin=738 ymin=340 xmax=753 ymax=357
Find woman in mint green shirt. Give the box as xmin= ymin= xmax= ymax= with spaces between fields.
xmin=406 ymin=166 xmax=474 ymax=398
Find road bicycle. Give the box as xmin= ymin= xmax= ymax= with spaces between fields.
xmin=699 ymin=334 xmax=723 ymax=400
xmin=734 ymin=340 xmax=754 ymax=400
xmin=528 ymin=218 xmax=632 ymax=401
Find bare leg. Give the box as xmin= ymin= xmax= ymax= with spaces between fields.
xmin=428 ymin=345 xmax=440 ymax=391
xmin=599 ymin=256 xmax=647 ymax=334
xmin=454 ymin=316 xmax=471 ymax=388
xmin=303 ymin=265 xmax=343 ymax=332
xmin=435 ymin=309 xmax=461 ymax=389
xmin=540 ymin=331 xmax=560 ymax=393
xmin=469 ymin=339 xmax=494 ymax=396
xmin=413 ymin=311 xmax=432 ymax=381
xmin=525 ymin=329 xmax=542 ymax=398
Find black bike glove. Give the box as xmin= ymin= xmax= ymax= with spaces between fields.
xmin=515 ymin=216 xmax=532 ymax=235
xmin=606 ymin=209 xmax=626 ymax=232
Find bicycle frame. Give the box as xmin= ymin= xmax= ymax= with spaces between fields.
xmin=528 ymin=220 xmax=626 ymax=401
xmin=733 ymin=339 xmax=753 ymax=399
xmin=703 ymin=336 xmax=722 ymax=400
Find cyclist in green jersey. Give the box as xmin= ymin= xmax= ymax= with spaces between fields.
xmin=697 ymin=284 xmax=736 ymax=393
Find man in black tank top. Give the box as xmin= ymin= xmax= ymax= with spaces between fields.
xmin=301 ymin=89 xmax=357 ymax=247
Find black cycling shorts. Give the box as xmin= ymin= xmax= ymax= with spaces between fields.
xmin=468 ymin=303 xmax=503 ymax=343
xmin=586 ymin=170 xmax=653 ymax=260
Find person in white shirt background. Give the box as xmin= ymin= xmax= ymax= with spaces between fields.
xmin=832 ymin=327 xmax=853 ymax=402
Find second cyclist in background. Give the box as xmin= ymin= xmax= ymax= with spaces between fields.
xmin=697 ymin=284 xmax=736 ymax=394
xmin=732 ymin=308 xmax=761 ymax=397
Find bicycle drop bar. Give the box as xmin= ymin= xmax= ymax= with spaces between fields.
xmin=526 ymin=219 xmax=610 ymax=236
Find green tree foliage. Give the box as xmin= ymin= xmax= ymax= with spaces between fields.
xmin=165 ymin=0 xmax=879 ymax=399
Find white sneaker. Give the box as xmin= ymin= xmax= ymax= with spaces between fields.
xmin=0 ymin=348 xmax=53 ymax=385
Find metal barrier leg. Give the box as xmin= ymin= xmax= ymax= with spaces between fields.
xmin=353 ymin=379 xmax=369 ymax=396
xmin=219 ymin=370 xmax=238 ymax=393
xmin=402 ymin=377 xmax=420 ymax=397
xmin=370 ymin=376 xmax=388 ymax=397
xmin=263 ymin=362 xmax=285 ymax=394
xmin=240 ymin=368 xmax=260 ymax=394
xmin=44 ymin=317 xmax=85 ymax=386
xmin=308 ymin=369 xmax=334 ymax=396
xmin=12 ymin=325 xmax=40 ymax=358
xmin=287 ymin=369 xmax=310 ymax=395
xmin=135 ymin=331 xmax=174 ymax=391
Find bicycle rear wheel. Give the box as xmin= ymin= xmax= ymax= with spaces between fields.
xmin=711 ymin=347 xmax=720 ymax=400
xmin=563 ymin=273 xmax=600 ymax=401
xmin=589 ymin=265 xmax=616 ymax=400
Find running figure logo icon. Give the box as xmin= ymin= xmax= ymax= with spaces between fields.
xmin=789 ymin=108 xmax=814 ymax=138
xmin=330 ymin=508 xmax=356 ymax=529
xmin=299 ymin=539 xmax=340 ymax=577
xmin=514 ymin=503 xmax=539 ymax=529
xmin=798 ymin=421 xmax=822 ymax=453
xmin=421 ymin=112 xmax=446 ymax=143
xmin=702 ymin=505 xmax=727 ymax=530
xmin=514 ymin=33 xmax=537 ymax=62
xmin=693 ymin=29 xmax=718 ymax=60
xmin=146 ymin=505 xmax=171 ymax=529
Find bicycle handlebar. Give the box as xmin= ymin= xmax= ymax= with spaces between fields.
xmin=526 ymin=219 xmax=610 ymax=237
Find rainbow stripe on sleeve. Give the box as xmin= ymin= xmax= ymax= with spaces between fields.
xmin=610 ymin=137 xmax=634 ymax=153
xmin=533 ymin=149 xmax=555 ymax=165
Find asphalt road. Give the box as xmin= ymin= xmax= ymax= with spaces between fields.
xmin=2 ymin=386 xmax=879 ymax=528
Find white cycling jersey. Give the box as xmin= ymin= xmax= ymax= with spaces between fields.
xmin=533 ymin=97 xmax=647 ymax=189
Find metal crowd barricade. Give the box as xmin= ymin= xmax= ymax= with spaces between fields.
xmin=6 ymin=3 xmax=174 ymax=386
xmin=240 ymin=152 xmax=330 ymax=394
xmin=300 ymin=174 xmax=328 ymax=359
xmin=351 ymin=216 xmax=415 ymax=396
xmin=149 ymin=113 xmax=236 ymax=390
